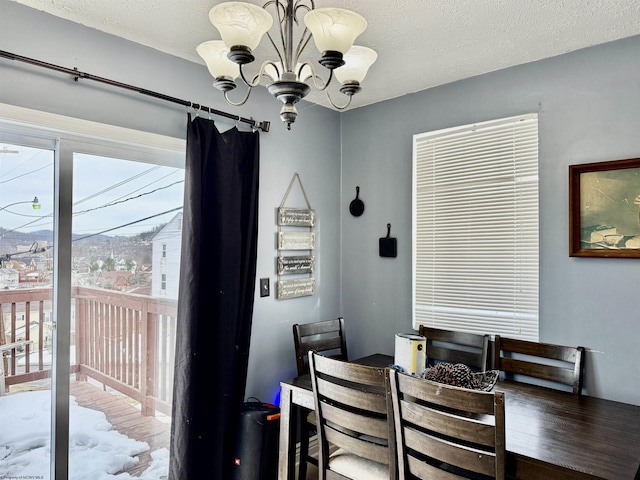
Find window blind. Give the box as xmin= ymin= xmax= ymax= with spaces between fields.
xmin=412 ymin=114 xmax=539 ymax=341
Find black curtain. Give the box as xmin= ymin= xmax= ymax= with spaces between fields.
xmin=170 ymin=116 xmax=260 ymax=480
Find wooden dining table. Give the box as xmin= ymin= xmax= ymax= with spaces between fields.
xmin=278 ymin=354 xmax=640 ymax=480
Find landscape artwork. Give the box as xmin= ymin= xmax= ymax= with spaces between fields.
xmin=569 ymin=158 xmax=640 ymax=258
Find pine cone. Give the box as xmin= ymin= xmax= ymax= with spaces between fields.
xmin=421 ymin=363 xmax=480 ymax=389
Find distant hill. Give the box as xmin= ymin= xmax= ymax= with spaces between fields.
xmin=0 ymin=225 xmax=164 ymax=262
xmin=0 ymin=229 xmax=133 ymax=258
xmin=1 ymin=229 xmax=111 ymax=246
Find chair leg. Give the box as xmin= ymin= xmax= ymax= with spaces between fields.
xmin=298 ymin=408 xmax=310 ymax=480
xmin=296 ymin=406 xmax=320 ymax=479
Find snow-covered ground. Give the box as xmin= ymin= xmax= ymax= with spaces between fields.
xmin=0 ymin=390 xmax=169 ymax=479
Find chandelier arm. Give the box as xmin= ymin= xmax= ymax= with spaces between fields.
xmin=291 ymin=1 xmax=312 ymax=66
xmin=265 ymin=32 xmax=286 ymax=68
xmin=238 ymin=65 xmax=260 ymax=88
xmin=294 ymin=0 xmax=314 ymax=13
xmin=240 ymin=60 xmax=282 ymax=87
xmin=262 ymin=0 xmax=283 ymax=11
xmin=299 ymin=62 xmax=334 ymax=91
xmin=293 ymin=1 xmax=312 ymax=14
xmin=223 ymin=86 xmax=254 ymax=107
xmin=239 ymin=61 xmax=282 ymax=88
xmin=294 ymin=27 xmax=313 ymax=66
xmin=325 ymin=90 xmax=353 ymax=110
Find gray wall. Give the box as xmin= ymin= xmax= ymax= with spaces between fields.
xmin=341 ymin=35 xmax=640 ymax=405
xmin=0 ymin=1 xmax=342 ymax=405
xmin=2 ymin=2 xmax=639 ymax=406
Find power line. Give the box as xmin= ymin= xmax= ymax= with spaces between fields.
xmin=100 ymin=169 xmax=182 ymax=206
xmin=0 ymin=162 xmax=52 ymax=183
xmin=2 ymin=177 xmax=183 ymax=231
xmin=73 ymin=180 xmax=184 ymax=215
xmin=72 ymin=207 xmax=182 ymax=242
xmin=73 ymin=164 xmax=161 ymax=206
xmin=0 ymin=208 xmax=49 ymax=218
xmin=0 ymin=148 xmax=50 ymax=181
xmin=1 ymin=207 xmax=183 ymax=259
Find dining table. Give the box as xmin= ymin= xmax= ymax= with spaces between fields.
xmin=277 ymin=353 xmax=640 ymax=480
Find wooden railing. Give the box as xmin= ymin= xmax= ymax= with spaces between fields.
xmin=0 ymin=288 xmax=52 ymax=386
xmin=0 ymin=286 xmax=177 ymax=417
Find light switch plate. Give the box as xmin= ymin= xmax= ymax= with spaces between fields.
xmin=260 ymin=278 xmax=270 ymax=297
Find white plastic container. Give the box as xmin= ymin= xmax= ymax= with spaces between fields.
xmin=394 ymin=333 xmax=426 ymax=375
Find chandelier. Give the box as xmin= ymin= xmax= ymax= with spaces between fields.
xmin=197 ymin=1 xmax=377 ymax=130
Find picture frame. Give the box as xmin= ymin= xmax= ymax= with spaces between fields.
xmin=569 ymin=158 xmax=640 ymax=258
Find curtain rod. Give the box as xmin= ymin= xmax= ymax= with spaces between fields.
xmin=0 ymin=50 xmax=270 ymax=133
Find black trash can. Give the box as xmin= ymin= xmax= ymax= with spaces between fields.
xmin=231 ymin=401 xmax=281 ymax=480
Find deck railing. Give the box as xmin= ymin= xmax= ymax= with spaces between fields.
xmin=0 ymin=286 xmax=177 ymax=416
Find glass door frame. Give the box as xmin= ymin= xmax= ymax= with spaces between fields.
xmin=0 ymin=103 xmax=185 ymax=479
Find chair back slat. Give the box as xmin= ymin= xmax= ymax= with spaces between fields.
xmin=426 ymin=345 xmax=484 ymax=369
xmin=396 ymin=369 xmax=495 ymax=414
xmin=400 ymin=398 xmax=497 ymax=447
xmin=388 ymin=368 xmax=505 ymax=480
xmin=498 ymin=357 xmax=578 ymax=386
xmin=325 ymin=428 xmax=390 ymax=465
xmin=313 ymin=353 xmax=386 ymax=387
xmin=498 ymin=336 xmax=579 ymax=362
xmin=322 ymin=402 xmax=389 ymax=439
xmin=404 ymin=427 xmax=498 ymax=477
xmin=493 ymin=335 xmax=585 ymax=396
xmin=406 ymin=456 xmax=462 ymax=480
xmin=419 ymin=326 xmax=490 ymax=371
xmin=316 ymin=376 xmax=388 ymax=415
xmin=293 ymin=317 xmax=347 ymax=376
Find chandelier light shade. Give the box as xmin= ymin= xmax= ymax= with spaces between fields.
xmin=196 ymin=40 xmax=240 ymax=91
xmin=209 ymin=3 xmax=273 ymax=63
xmin=197 ymin=0 xmax=377 ymax=130
xmin=334 ymin=46 xmax=378 ymax=95
xmin=303 ymin=8 xmax=368 ymax=67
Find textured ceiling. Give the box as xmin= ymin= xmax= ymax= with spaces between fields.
xmin=10 ymin=0 xmax=640 ymax=110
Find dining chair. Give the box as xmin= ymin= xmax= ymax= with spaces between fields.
xmin=418 ymin=325 xmax=490 ymax=371
xmin=293 ymin=317 xmax=348 ymax=480
xmin=387 ymin=368 xmax=506 ymax=480
xmin=493 ymin=335 xmax=585 ymax=396
xmin=308 ymin=351 xmax=394 ymax=480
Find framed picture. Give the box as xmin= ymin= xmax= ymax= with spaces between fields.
xmin=569 ymin=158 xmax=640 ymax=258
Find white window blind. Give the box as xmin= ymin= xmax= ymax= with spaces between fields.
xmin=412 ymin=114 xmax=539 ymax=341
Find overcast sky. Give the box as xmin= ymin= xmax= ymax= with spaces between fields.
xmin=1 ymin=143 xmax=184 ymax=237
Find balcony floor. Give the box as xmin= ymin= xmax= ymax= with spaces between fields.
xmin=70 ymin=380 xmax=170 ymax=478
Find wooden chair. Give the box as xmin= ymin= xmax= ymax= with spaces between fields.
xmin=387 ymin=368 xmax=505 ymax=480
xmin=294 ymin=317 xmax=348 ymax=377
xmin=293 ymin=318 xmax=348 ymax=479
xmin=493 ymin=335 xmax=585 ymax=396
xmin=418 ymin=326 xmax=490 ymax=371
xmin=309 ymin=351 xmax=394 ymax=480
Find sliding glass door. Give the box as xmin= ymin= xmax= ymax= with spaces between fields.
xmin=0 ymin=107 xmax=185 ymax=479
xmin=0 ymin=138 xmax=55 ymax=478
xmin=69 ymin=152 xmax=183 ymax=479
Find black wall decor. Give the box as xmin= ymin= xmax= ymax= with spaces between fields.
xmin=349 ymin=186 xmax=365 ymax=216
xmin=379 ymin=223 xmax=397 ymax=257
